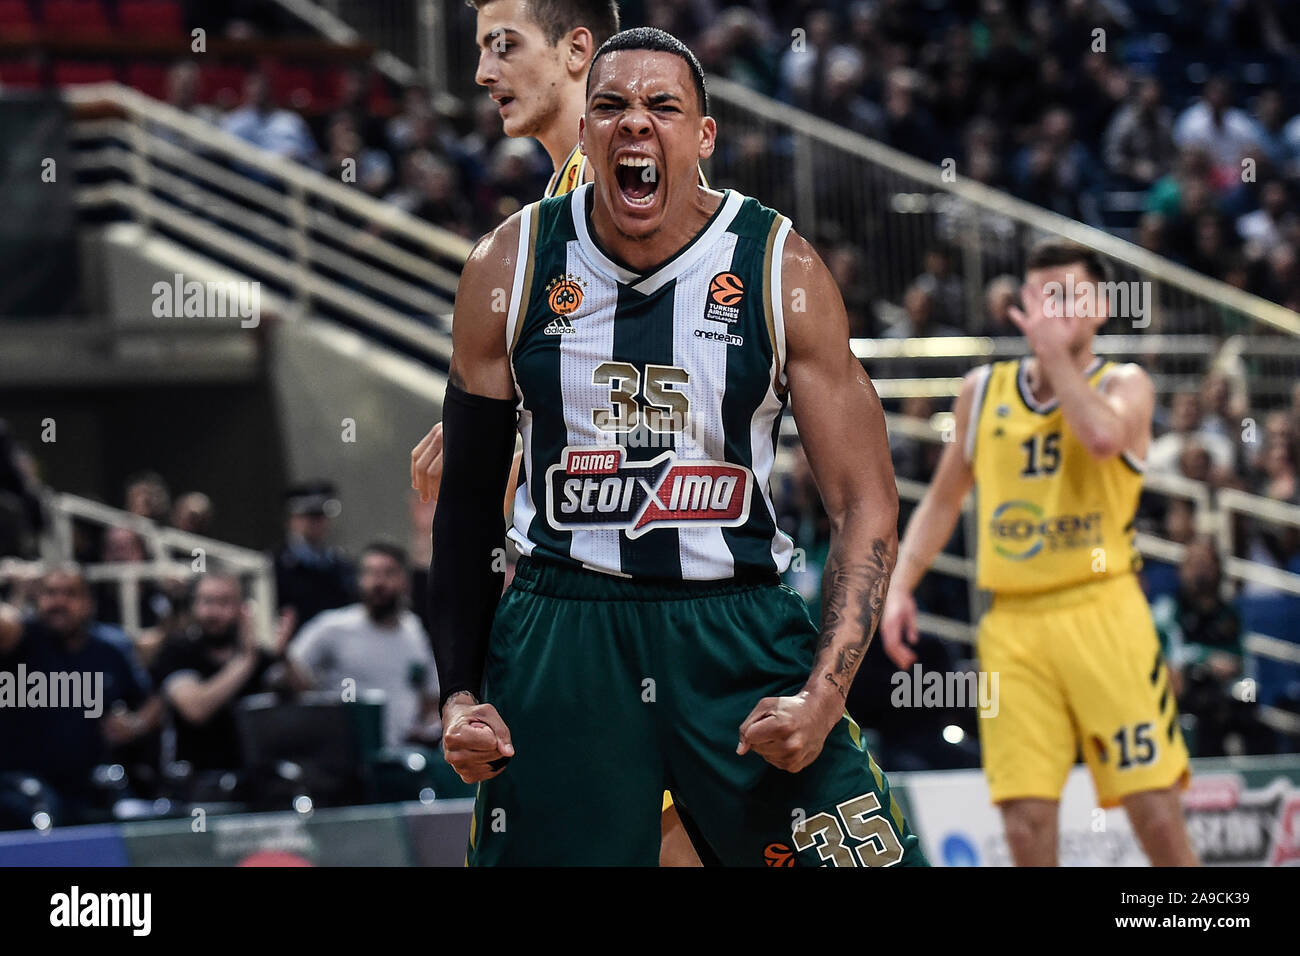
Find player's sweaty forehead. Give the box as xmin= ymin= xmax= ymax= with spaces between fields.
xmin=587 ymin=50 xmax=699 ymax=114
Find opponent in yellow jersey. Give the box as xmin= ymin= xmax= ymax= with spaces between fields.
xmin=881 ymin=240 xmax=1196 ymax=867
xmin=546 ymin=143 xmax=588 ymax=198
xmin=969 ymin=356 xmax=1144 ymax=596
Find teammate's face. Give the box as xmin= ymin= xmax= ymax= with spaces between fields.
xmin=474 ymin=0 xmax=568 ymax=139
xmin=580 ymin=50 xmax=716 ymax=241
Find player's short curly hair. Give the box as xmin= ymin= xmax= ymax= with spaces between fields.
xmin=587 ymin=27 xmax=709 ymax=114
xmin=465 ymin=0 xmax=621 ymax=50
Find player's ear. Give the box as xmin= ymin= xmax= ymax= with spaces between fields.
xmin=567 ymin=27 xmax=594 ymax=78
xmin=578 ymin=116 xmax=586 ymax=155
xmin=698 ymin=115 xmax=717 ymax=161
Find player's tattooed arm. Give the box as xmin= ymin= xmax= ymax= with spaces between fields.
xmin=815 ymin=537 xmax=896 ymax=700
xmin=780 ymin=229 xmax=899 ymax=708
xmin=736 ymin=232 xmax=898 ymax=774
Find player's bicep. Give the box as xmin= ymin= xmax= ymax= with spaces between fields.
xmin=782 ymin=234 xmax=895 ymax=516
xmin=447 ymin=218 xmax=520 ymax=400
xmin=1100 ymin=364 xmax=1155 ymax=458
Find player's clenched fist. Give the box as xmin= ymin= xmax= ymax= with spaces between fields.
xmin=441 ymin=692 xmax=515 ymax=783
xmin=410 ymin=422 xmax=445 ymax=504
xmin=737 ymin=691 xmax=840 ymax=774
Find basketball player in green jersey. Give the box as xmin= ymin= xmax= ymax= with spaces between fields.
xmin=410 ymin=0 xmax=711 ymax=865
xmin=427 ymin=28 xmax=926 ymax=866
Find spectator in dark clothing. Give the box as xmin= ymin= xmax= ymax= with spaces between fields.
xmin=0 ymin=565 xmax=159 ymax=828
xmin=150 ymin=573 xmax=301 ymax=774
xmin=124 ymin=470 xmax=171 ymax=525
xmin=1152 ymin=539 xmax=1261 ymax=757
xmin=93 ymin=526 xmax=173 ymax=633
xmin=274 ymin=480 xmax=356 ymax=634
xmin=1013 ymin=108 xmax=1104 ymax=226
xmin=1103 ymin=76 xmax=1177 ymax=186
xmin=170 ymin=492 xmax=214 ymax=536
xmin=880 ymin=68 xmax=941 ymax=163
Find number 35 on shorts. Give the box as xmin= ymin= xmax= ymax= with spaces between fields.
xmin=791 ymin=793 xmax=906 ymax=867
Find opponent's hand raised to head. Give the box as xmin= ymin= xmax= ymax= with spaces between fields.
xmin=1008 ymin=282 xmax=1075 ymax=362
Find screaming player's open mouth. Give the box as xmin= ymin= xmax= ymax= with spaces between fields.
xmin=615 ymin=154 xmax=660 ymax=208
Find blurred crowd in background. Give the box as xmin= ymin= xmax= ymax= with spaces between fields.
xmin=43 ymin=0 xmax=1298 ymax=318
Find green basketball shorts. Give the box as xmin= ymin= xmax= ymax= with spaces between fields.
xmin=465 ymin=557 xmax=928 ymax=867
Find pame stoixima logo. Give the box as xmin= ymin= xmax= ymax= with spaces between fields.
xmin=989 ymin=500 xmax=1103 ymax=560
xmin=545 ymin=445 xmax=751 ymax=538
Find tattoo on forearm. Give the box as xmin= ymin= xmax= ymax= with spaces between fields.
xmin=814 ymin=537 xmax=895 ymax=700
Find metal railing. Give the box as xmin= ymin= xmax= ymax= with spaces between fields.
xmin=850 ymin=333 xmax=1251 ymax=402
xmin=64 ymin=83 xmax=473 ymax=369
xmin=7 ymin=491 xmax=278 ymax=646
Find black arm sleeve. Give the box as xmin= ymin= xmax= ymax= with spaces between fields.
xmin=428 ymin=382 xmax=518 ymax=711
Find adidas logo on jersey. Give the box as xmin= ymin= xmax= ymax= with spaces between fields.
xmin=544 ymin=315 xmax=576 ymax=335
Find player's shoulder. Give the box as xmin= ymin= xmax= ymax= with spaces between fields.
xmin=466 ymin=208 xmax=525 ymax=271
xmin=1098 ymin=360 xmax=1152 ymax=390
xmin=723 ymin=189 xmax=787 ymax=242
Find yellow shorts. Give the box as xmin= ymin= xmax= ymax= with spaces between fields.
xmin=976 ymin=573 xmax=1190 ymax=808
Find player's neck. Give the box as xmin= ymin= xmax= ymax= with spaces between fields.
xmin=537 ymin=90 xmax=587 ymax=173
xmin=589 ymin=185 xmax=719 ymax=273
xmin=1024 ymin=349 xmax=1097 ymax=402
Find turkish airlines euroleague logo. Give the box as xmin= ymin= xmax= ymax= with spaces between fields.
xmin=705 ymin=271 xmax=745 ymax=324
xmin=546 ymin=446 xmax=751 ymax=537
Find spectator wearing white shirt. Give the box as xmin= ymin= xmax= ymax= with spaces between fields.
xmin=1237 ymin=180 xmax=1296 ymax=262
xmin=220 ymin=71 xmax=318 ymax=166
xmin=288 ymin=542 xmax=441 ymax=749
xmin=1173 ymin=76 xmax=1264 ymax=177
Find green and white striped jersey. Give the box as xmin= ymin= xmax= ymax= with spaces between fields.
xmin=504 ymin=183 xmax=796 ymax=580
